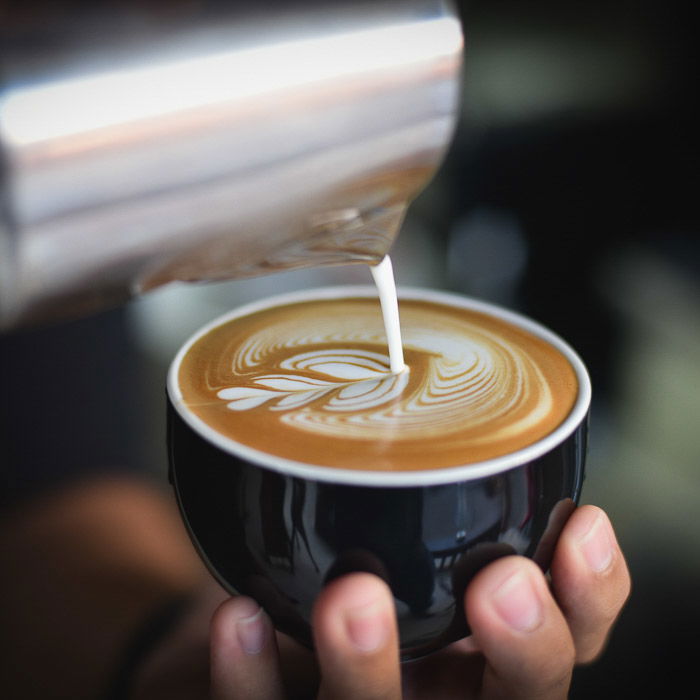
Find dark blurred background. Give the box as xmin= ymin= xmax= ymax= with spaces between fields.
xmin=2 ymin=0 xmax=698 ymax=696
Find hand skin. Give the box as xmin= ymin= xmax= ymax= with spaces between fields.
xmin=132 ymin=504 xmax=630 ymax=700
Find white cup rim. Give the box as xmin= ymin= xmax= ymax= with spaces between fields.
xmin=167 ymin=286 xmax=591 ymax=487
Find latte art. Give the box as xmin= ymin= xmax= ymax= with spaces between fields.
xmin=177 ymin=297 xmax=578 ymax=471
xmin=217 ymin=349 xmax=408 ymax=413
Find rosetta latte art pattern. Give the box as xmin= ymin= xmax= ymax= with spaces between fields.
xmin=178 ymin=299 xmax=576 ymax=469
xmin=215 ymin=311 xmax=552 ymax=443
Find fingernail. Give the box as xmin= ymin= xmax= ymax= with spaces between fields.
xmin=491 ymin=568 xmax=543 ymax=633
xmin=236 ymin=606 xmax=266 ymax=655
xmin=575 ymin=512 xmax=614 ymax=573
xmin=343 ymin=599 xmax=389 ymax=653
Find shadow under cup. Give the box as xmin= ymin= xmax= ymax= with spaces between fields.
xmin=166 ymin=289 xmax=591 ymax=660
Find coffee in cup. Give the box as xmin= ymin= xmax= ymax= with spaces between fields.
xmin=176 ymin=294 xmax=578 ymax=472
xmin=167 ymin=287 xmax=590 ymax=657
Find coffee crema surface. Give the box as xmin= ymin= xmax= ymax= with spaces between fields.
xmin=177 ymin=298 xmax=578 ymax=471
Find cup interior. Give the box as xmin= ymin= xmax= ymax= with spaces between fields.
xmin=167 ymin=286 xmax=591 ymax=487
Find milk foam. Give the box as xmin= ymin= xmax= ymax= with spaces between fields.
xmin=212 ymin=313 xmax=551 ymax=441
xmin=177 ymin=291 xmax=577 ymax=470
xmin=217 ymin=348 xmax=406 ymax=412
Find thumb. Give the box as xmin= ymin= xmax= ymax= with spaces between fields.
xmin=465 ymin=556 xmax=575 ymax=700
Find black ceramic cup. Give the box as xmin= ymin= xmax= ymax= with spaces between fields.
xmin=167 ymin=288 xmax=591 ymax=660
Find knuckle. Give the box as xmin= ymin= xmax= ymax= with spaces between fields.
xmin=619 ymin=558 xmax=632 ymax=604
xmin=573 ymin=568 xmax=631 ymax=665
xmin=537 ymin=629 xmax=576 ymax=686
xmin=599 ymin=556 xmax=632 ymax=622
xmin=576 ymin=636 xmax=608 ymax=665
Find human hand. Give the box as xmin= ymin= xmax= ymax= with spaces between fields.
xmin=133 ymin=505 xmax=630 ymax=699
xmin=209 ymin=505 xmax=629 ymax=700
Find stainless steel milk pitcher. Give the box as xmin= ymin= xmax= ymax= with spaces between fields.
xmin=0 ymin=1 xmax=462 ymax=328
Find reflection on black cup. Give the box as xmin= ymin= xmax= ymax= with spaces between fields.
xmin=166 ymin=288 xmax=590 ymax=659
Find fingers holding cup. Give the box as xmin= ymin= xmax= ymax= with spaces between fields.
xmin=312 ymin=573 xmax=401 ymax=700
xmin=466 ymin=555 xmax=576 ymax=700
xmin=550 ymin=505 xmax=631 ymax=664
xmin=210 ymin=596 xmax=285 ymax=700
